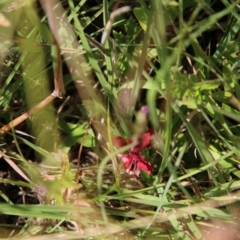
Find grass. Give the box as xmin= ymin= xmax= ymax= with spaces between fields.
xmin=1 ymin=0 xmax=240 ymax=239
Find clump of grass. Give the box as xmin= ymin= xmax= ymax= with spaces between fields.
xmin=1 ymin=0 xmax=240 ymax=239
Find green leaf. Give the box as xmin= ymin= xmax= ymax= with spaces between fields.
xmin=133 ymin=8 xmax=148 ymax=32
xmin=59 ymin=119 xmax=95 ymax=147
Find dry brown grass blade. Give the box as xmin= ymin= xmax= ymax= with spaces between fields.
xmin=0 ymin=92 xmax=57 ymax=135
xmin=0 ymin=150 xmax=32 ymax=183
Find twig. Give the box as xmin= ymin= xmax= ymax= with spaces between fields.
xmin=0 ymin=91 xmax=58 ymax=135
xmin=101 ymin=6 xmax=131 ymax=45
xmin=40 ymin=0 xmax=66 ymax=98
xmin=76 ymin=116 xmax=94 ymax=233
xmin=52 ymin=36 xmax=65 ymax=98
xmin=54 ymin=96 xmax=70 ymax=151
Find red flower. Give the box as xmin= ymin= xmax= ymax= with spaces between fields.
xmin=113 ymin=129 xmax=153 ymax=177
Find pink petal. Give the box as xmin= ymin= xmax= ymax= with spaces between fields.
xmin=121 ymin=154 xmax=133 ymax=170
xmin=136 ymin=155 xmax=152 ymax=175
xmin=120 ymin=153 xmax=152 ymax=177
xmin=132 ymin=128 xmax=154 ymax=153
xmin=141 ymin=105 xmax=149 ymax=116
xmin=113 ymin=136 xmax=128 ymax=148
